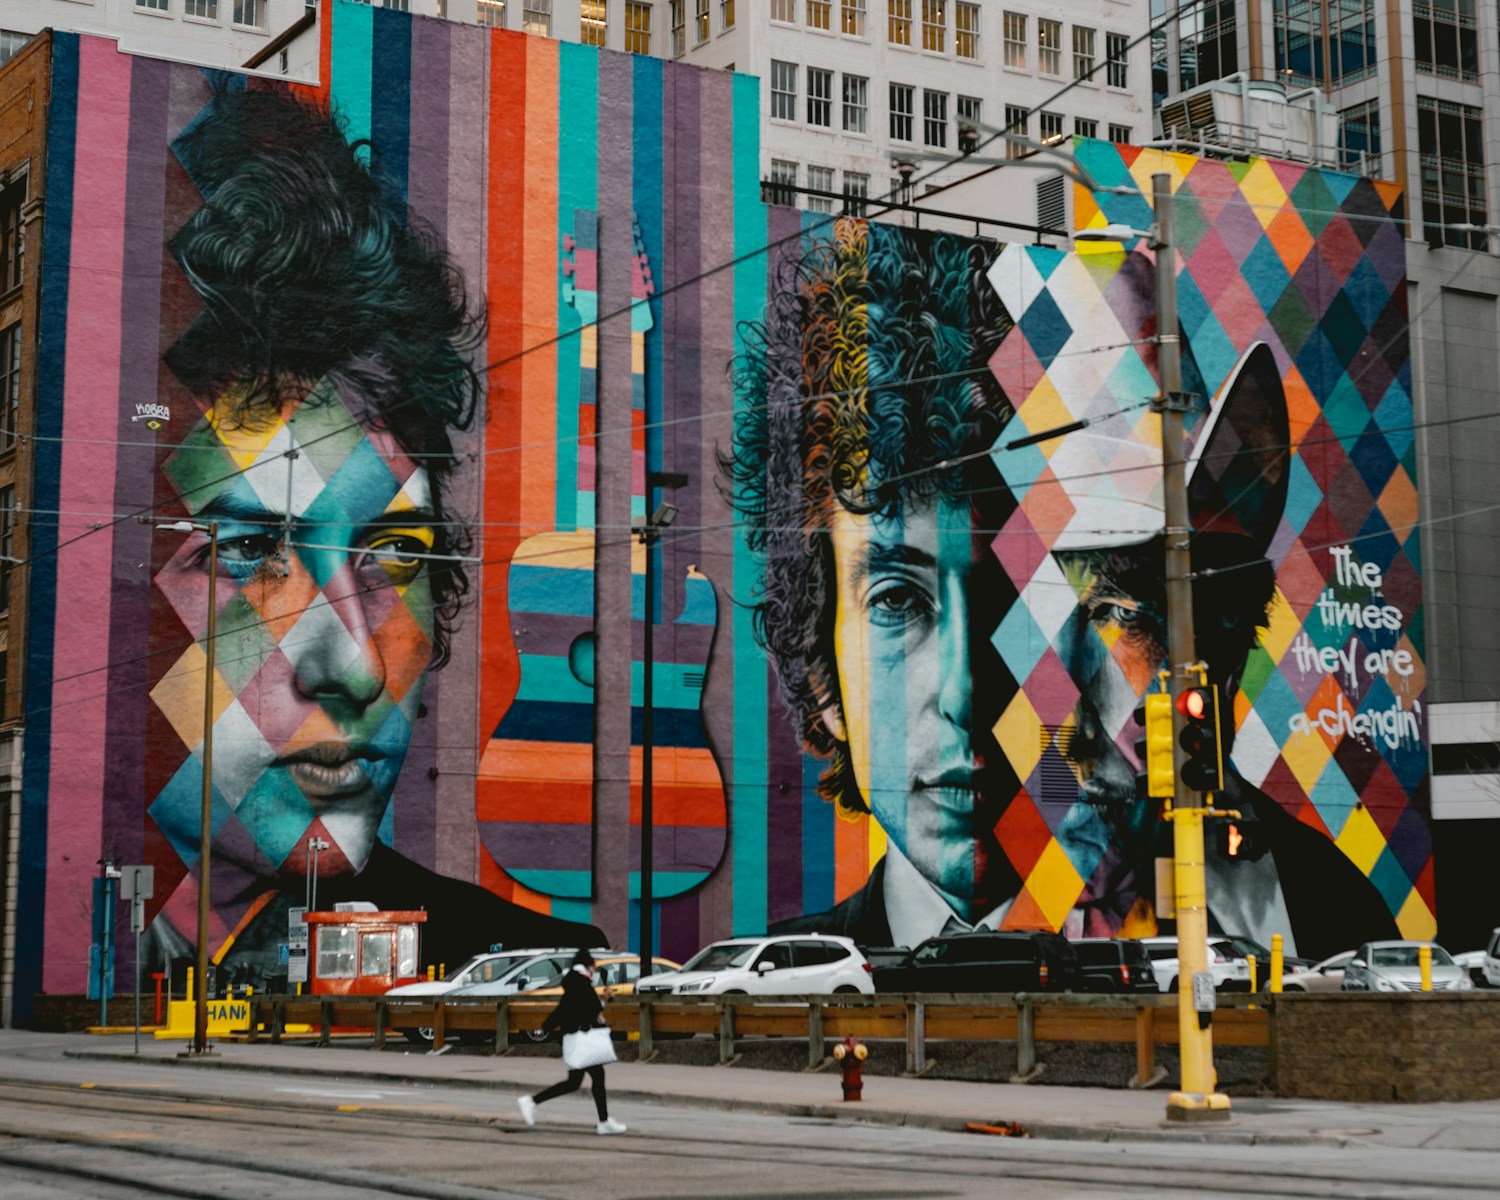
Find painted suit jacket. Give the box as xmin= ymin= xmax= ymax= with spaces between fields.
xmin=770 ymin=776 xmax=1400 ymax=962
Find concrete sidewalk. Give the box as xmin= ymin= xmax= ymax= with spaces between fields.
xmin=54 ymin=1033 xmax=1500 ymax=1154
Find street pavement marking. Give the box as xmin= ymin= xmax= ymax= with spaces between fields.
xmin=337 ymin=1105 xmax=362 ymax=1112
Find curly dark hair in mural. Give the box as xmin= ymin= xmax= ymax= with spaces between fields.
xmin=723 ymin=220 xmax=1012 ymax=815
xmin=165 ymin=85 xmax=481 ymax=663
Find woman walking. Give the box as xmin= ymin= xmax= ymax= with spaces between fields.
xmin=517 ymin=949 xmax=626 ymax=1134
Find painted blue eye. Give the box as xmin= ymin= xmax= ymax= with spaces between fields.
xmin=867 ymin=581 xmax=933 ymax=627
xmin=213 ymin=531 xmax=283 ymax=579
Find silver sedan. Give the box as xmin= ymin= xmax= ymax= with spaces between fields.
xmin=1341 ymin=941 xmax=1474 ymax=992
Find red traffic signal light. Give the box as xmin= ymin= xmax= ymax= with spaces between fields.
xmin=1176 ymin=684 xmax=1223 ymax=793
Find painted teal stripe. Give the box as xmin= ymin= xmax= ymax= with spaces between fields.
xmin=515 ymin=654 xmax=594 ymax=704
xmin=510 ymin=564 xmax=593 ymax=615
xmin=633 ymin=55 xmax=664 ymax=526
xmin=730 ymin=71 xmax=768 ymax=937
xmin=629 ymin=661 xmax=710 ymax=710
xmin=513 ymin=871 xmax=591 ymax=898
xmin=627 ymin=871 xmax=709 ymax=900
xmin=549 ymin=897 xmax=596 ymax=925
xmin=329 ymin=0 xmax=374 ymax=156
xmin=555 ymin=42 xmax=599 ymax=534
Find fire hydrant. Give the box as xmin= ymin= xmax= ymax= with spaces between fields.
xmin=831 ymin=1035 xmax=868 ymax=1101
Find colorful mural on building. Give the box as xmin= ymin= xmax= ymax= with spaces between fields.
xmin=14 ymin=5 xmax=1427 ymax=1013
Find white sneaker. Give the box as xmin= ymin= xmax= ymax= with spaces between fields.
xmin=596 ymin=1118 xmax=627 ymax=1135
xmin=517 ymin=1095 xmax=537 ymax=1126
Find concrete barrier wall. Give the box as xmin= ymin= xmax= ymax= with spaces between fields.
xmin=1272 ymin=993 xmax=1500 ymax=1102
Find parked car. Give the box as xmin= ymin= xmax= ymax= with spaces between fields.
xmin=874 ymin=930 xmax=1085 ymax=994
xmin=511 ymin=953 xmax=681 ymax=1042
xmin=1451 ymin=949 xmax=1488 ymax=987
xmin=1070 ymin=938 xmax=1158 ymax=993
xmin=1278 ymin=950 xmax=1355 ymax=992
xmin=1484 ymin=927 xmax=1500 ymax=988
xmin=384 ymin=948 xmax=564 ymax=1044
xmin=1342 ymin=941 xmax=1473 ymax=993
xmin=446 ymin=950 xmax=585 ymax=1000
xmin=635 ymin=935 xmax=874 ymax=996
xmin=1218 ymin=935 xmax=1316 ymax=979
xmin=1139 ymin=936 xmax=1251 ymax=992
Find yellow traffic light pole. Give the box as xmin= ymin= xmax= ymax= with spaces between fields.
xmin=1150 ymin=170 xmax=1231 ymax=1123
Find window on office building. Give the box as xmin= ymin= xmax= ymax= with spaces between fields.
xmin=843 ymin=74 xmax=868 ymax=132
xmin=478 ymin=0 xmax=504 ymax=25
xmin=955 ymin=2 xmax=979 ymax=57
xmin=721 ymin=0 xmax=734 ymax=29
xmin=0 ymin=323 xmax=18 ymax=451
xmin=843 ymin=170 xmax=869 ymax=217
xmin=808 ymin=0 xmax=831 ymax=29
xmin=1182 ymin=0 xmax=1238 ymax=88
xmin=384 ymin=0 xmax=410 ymax=11
xmin=1419 ymin=96 xmax=1487 ymax=247
xmin=0 ymin=32 xmax=32 ymax=67
xmin=1339 ymin=99 xmax=1380 ymax=173
xmin=807 ymin=165 xmax=835 ymax=212
xmin=0 ymin=486 xmax=13 ymax=610
xmin=1073 ymin=26 xmax=1095 ymax=79
xmin=0 ymin=178 xmax=23 ymax=294
xmin=626 ymin=1 xmax=651 ymax=50
xmin=771 ymin=0 xmax=794 ymax=19
xmin=1414 ymin=0 xmax=1477 ymax=81
xmin=807 ymin=67 xmax=834 ymax=126
xmin=1108 ymin=122 xmax=1131 ymax=143
xmin=842 ymin=0 xmax=865 ymax=35
xmin=956 ymin=93 xmax=982 ymax=136
xmin=137 ymin=0 xmax=170 ymax=13
xmin=582 ymin=0 xmax=607 ymax=44
xmin=767 ymin=159 xmax=798 ymax=206
xmin=923 ymin=89 xmax=948 ymax=147
xmin=1075 ymin=116 xmax=1098 ymax=138
xmin=694 ymin=0 xmax=709 ymax=41
xmin=889 ymin=0 xmax=912 ymax=45
xmin=523 ymin=0 xmax=551 ymax=34
xmin=922 ymin=0 xmax=946 ymax=51
xmin=1005 ymin=104 xmax=1029 ymax=156
xmin=1106 ymin=31 xmax=1128 ymax=86
xmin=1038 ymin=19 xmax=1061 ymax=74
xmin=1003 ymin=12 xmax=1025 ymax=67
xmin=890 ymin=83 xmax=915 ymax=140
xmin=1039 ymin=110 xmax=1064 ymax=142
xmin=771 ymin=60 xmax=798 ymax=120
xmin=186 ymin=0 xmax=218 ymax=19
xmin=671 ymin=0 xmax=685 ymax=53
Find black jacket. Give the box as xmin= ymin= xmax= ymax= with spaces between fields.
xmin=543 ymin=967 xmax=605 ymax=1035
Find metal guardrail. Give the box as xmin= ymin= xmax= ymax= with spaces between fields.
xmin=245 ymin=992 xmax=1271 ymax=1089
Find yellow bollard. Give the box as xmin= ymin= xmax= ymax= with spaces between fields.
xmin=1270 ymin=935 xmax=1284 ymax=994
xmin=185 ymin=966 xmax=194 ymax=1000
xmin=439 ymin=963 xmax=445 ymax=979
xmin=1246 ymin=954 xmax=1258 ymax=993
xmin=427 ymin=965 xmax=435 ymax=982
xmin=1420 ymin=944 xmax=1432 ymax=991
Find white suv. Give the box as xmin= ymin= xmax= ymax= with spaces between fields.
xmin=1484 ymin=927 xmax=1500 ymax=988
xmin=1140 ymin=936 xmax=1251 ymax=992
xmin=384 ymin=948 xmax=562 ymax=1045
xmin=635 ymin=935 xmax=874 ymax=996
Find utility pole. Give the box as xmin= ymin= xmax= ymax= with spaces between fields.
xmin=1153 ymin=170 xmax=1230 ymax=1122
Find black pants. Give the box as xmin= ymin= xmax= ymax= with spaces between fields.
xmin=533 ymin=1065 xmax=608 ymax=1120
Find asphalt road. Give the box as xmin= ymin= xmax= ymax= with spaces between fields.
xmin=0 ymin=1034 xmax=1496 ymax=1200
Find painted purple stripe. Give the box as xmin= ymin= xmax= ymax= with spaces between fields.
xmin=766 ymin=654 xmax=810 ymax=925
xmin=483 ymin=823 xmax=593 ymax=872
xmin=628 ymin=825 xmax=730 ymax=872
xmin=101 ymin=57 xmax=175 ymax=884
xmin=407 ymin=14 xmax=452 ymax=242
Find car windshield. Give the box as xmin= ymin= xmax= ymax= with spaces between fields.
xmin=1371 ymin=946 xmax=1455 ymax=968
xmin=444 ymin=955 xmax=487 ymax=982
xmin=682 ymin=943 xmax=757 ymax=972
xmin=1226 ymin=937 xmax=1270 ymax=959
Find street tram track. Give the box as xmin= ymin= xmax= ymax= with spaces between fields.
xmin=0 ymin=1077 xmax=1489 ymax=1200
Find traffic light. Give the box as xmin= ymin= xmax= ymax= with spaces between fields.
xmin=1176 ymin=684 xmax=1223 ymax=793
xmin=1133 ymin=693 xmax=1175 ymax=799
xmin=1216 ymin=816 xmax=1267 ymax=862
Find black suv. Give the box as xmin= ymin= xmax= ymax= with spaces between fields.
xmin=1070 ymin=938 xmax=1159 ymax=993
xmin=874 ymin=930 xmax=1085 ymax=993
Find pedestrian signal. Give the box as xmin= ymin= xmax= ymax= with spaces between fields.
xmin=1133 ymin=693 xmax=1175 ymax=799
xmin=1176 ymin=684 xmax=1223 ymax=793
xmin=1216 ymin=817 xmax=1266 ymax=862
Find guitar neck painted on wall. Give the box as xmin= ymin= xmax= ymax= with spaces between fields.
xmin=477 ymin=210 xmax=725 ymax=903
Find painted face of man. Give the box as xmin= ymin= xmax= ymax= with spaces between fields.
xmin=149 ymin=380 xmax=438 ymax=882
xmin=825 ymin=496 xmax=1015 ymax=916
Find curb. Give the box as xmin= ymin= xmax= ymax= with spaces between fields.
xmin=60 ymin=1046 xmax=1348 ymax=1149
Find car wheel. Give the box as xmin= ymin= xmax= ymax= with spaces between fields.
xmin=1283 ymin=983 xmax=1306 ymax=992
xmin=1165 ymin=977 xmax=1178 ymax=993
xmin=722 ymin=989 xmax=747 ymax=995
xmin=403 ymin=1028 xmax=433 ymax=1046
xmin=521 ymin=1027 xmax=554 ymax=1044
xmin=833 ymin=985 xmax=860 ymax=994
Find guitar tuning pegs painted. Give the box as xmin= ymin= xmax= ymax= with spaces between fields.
xmin=563 ymin=234 xmax=576 ymax=251
xmin=563 ymin=259 xmax=576 ymax=277
xmin=563 ymin=281 xmax=576 ymax=303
